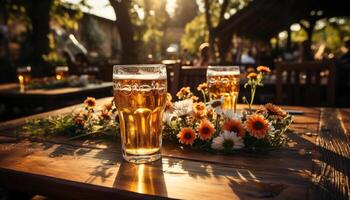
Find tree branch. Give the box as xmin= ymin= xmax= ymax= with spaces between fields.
xmin=204 ymin=0 xmax=212 ymax=30
xmin=219 ymin=0 xmax=229 ymax=22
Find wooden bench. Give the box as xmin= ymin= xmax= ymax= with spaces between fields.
xmin=276 ymin=61 xmax=336 ymax=107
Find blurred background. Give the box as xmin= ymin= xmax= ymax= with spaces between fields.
xmin=0 ymin=0 xmax=349 ymax=121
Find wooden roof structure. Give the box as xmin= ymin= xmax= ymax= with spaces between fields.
xmin=213 ymin=0 xmax=349 ymax=40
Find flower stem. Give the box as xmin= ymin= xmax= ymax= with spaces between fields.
xmin=249 ymin=85 xmax=256 ymax=112
xmin=201 ymin=91 xmax=207 ymax=103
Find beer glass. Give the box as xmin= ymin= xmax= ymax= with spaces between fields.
xmin=17 ymin=66 xmax=31 ymax=91
xmin=207 ymin=66 xmax=240 ymax=112
xmin=113 ymin=64 xmax=167 ymax=163
xmin=55 ymin=66 xmax=69 ymax=80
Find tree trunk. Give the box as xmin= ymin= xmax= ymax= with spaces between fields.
xmin=26 ymin=0 xmax=52 ymax=75
xmin=109 ymin=0 xmax=139 ymax=64
xmin=218 ymin=34 xmax=233 ymax=64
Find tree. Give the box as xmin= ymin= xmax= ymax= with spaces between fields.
xmin=170 ymin=0 xmax=198 ymax=27
xmin=181 ymin=14 xmax=208 ymax=54
xmin=109 ymin=0 xmax=139 ymax=64
xmin=26 ymin=0 xmax=52 ymax=70
xmin=180 ymin=0 xmax=248 ymax=63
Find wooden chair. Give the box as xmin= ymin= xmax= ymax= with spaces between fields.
xmin=276 ymin=60 xmax=336 ymax=107
xmin=176 ymin=66 xmax=207 ymax=99
xmin=162 ymin=60 xmax=181 ymax=98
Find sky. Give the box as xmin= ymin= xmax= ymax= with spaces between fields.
xmin=63 ymin=0 xmax=178 ymax=21
xmin=63 ymin=0 xmax=116 ymax=20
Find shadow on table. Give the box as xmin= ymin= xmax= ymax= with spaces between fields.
xmin=112 ymin=160 xmax=168 ymax=197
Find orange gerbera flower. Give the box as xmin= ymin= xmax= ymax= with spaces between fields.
xmin=264 ymin=103 xmax=286 ymax=117
xmin=247 ymin=72 xmax=258 ymax=79
xmin=176 ymin=87 xmax=191 ymax=99
xmin=222 ymin=119 xmax=245 ymax=137
xmin=257 ymin=66 xmax=271 ymax=73
xmin=197 ymin=120 xmax=216 ymax=140
xmin=245 ymin=114 xmax=270 ymax=138
xmin=197 ymin=83 xmax=208 ymax=91
xmin=84 ymin=97 xmax=96 ymax=107
xmin=177 ymin=127 xmax=196 ymax=145
xmin=192 ymin=102 xmax=206 ymax=119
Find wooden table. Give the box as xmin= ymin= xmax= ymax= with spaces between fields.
xmin=0 ymin=98 xmax=349 ymax=200
xmin=0 ymin=83 xmax=113 ymax=121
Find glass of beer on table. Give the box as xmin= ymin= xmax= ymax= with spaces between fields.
xmin=113 ymin=64 xmax=167 ymax=163
xmin=55 ymin=66 xmax=69 ymax=80
xmin=17 ymin=66 xmax=32 ymax=91
xmin=207 ymin=66 xmax=240 ymax=113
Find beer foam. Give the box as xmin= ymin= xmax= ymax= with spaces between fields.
xmin=113 ymin=73 xmax=166 ymax=80
xmin=207 ymin=71 xmax=240 ymax=76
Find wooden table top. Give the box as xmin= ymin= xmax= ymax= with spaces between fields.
xmin=0 ymin=98 xmax=349 ymax=200
xmin=0 ymin=82 xmax=113 ymax=96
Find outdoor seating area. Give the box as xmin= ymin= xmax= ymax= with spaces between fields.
xmin=0 ymin=0 xmax=349 ymax=200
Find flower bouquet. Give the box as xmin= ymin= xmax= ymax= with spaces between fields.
xmin=21 ymin=97 xmax=118 ymax=140
xmin=163 ymin=66 xmax=293 ymax=152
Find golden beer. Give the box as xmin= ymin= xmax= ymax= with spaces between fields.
xmin=55 ymin=66 xmax=69 ymax=80
xmin=17 ymin=66 xmax=31 ymax=92
xmin=113 ymin=65 xmax=167 ymax=163
xmin=207 ymin=66 xmax=240 ymax=112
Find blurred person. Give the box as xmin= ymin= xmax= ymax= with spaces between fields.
xmin=181 ymin=48 xmax=192 ymax=65
xmin=241 ymin=49 xmax=255 ymax=64
xmin=336 ymin=39 xmax=350 ymax=106
xmin=193 ymin=43 xmax=210 ymax=67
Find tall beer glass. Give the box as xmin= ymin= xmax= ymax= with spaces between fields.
xmin=207 ymin=66 xmax=240 ymax=112
xmin=113 ymin=65 xmax=167 ymax=163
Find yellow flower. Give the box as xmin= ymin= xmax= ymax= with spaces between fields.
xmin=192 ymin=102 xmax=206 ymax=119
xmin=247 ymin=72 xmax=258 ymax=80
xmin=256 ymin=103 xmax=287 ymax=118
xmin=244 ymin=114 xmax=270 ymax=138
xmin=191 ymin=95 xmax=199 ymax=102
xmin=84 ymin=97 xmax=96 ymax=107
xmin=257 ymin=66 xmax=271 ymax=73
xmin=207 ymin=107 xmax=214 ymax=118
xmin=197 ymin=119 xmax=215 ymax=140
xmin=177 ymin=127 xmax=196 ymax=145
xmin=197 ymin=83 xmax=208 ymax=91
xmin=176 ymin=87 xmax=191 ymax=99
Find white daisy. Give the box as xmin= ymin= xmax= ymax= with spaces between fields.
xmin=211 ymin=131 xmax=245 ymax=150
xmin=223 ymin=109 xmax=242 ymax=120
xmin=173 ymin=99 xmax=193 ymax=117
xmin=207 ymin=96 xmax=224 ymax=115
xmin=163 ymin=111 xmax=176 ymax=126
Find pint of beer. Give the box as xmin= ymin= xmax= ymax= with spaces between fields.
xmin=55 ymin=66 xmax=69 ymax=80
xmin=113 ymin=65 xmax=167 ymax=163
xmin=17 ymin=66 xmax=32 ymax=91
xmin=207 ymin=66 xmax=240 ymax=112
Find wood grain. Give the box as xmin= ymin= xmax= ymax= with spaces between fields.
xmin=0 ymin=98 xmax=348 ymax=199
xmin=314 ymin=108 xmax=350 ymax=200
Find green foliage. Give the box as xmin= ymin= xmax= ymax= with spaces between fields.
xmin=51 ymin=0 xmax=85 ymax=31
xmin=21 ymin=98 xmax=118 ymax=140
xmin=181 ymin=14 xmax=209 ymax=54
xmin=125 ymin=0 xmax=169 ymax=61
